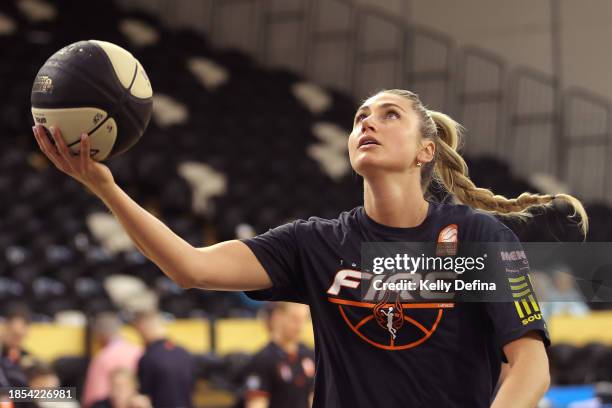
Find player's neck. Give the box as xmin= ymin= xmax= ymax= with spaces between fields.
xmin=363 ymin=177 xmax=428 ymax=228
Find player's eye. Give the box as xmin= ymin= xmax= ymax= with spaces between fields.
xmin=386 ymin=110 xmax=400 ymax=119
xmin=354 ymin=113 xmax=367 ymax=124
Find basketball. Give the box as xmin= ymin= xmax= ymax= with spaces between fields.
xmin=30 ymin=40 xmax=153 ymax=161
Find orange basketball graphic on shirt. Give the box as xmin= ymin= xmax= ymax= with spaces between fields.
xmin=328 ymin=295 xmax=452 ymax=351
xmin=436 ymin=224 xmax=458 ymax=256
xmin=438 ymin=224 xmax=458 ymax=243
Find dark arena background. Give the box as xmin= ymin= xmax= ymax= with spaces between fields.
xmin=1 ymin=0 xmax=612 ymax=407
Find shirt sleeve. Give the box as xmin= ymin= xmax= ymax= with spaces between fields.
xmin=482 ymin=227 xmax=551 ymax=360
xmin=241 ymin=221 xmax=307 ymax=303
xmin=243 ymin=355 xmax=273 ymax=400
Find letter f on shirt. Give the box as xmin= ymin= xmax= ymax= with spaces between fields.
xmin=327 ymin=270 xmax=363 ymax=295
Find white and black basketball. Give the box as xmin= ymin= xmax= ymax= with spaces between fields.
xmin=31 ymin=40 xmax=153 ymax=161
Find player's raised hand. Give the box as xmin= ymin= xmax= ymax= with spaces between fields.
xmin=32 ymin=125 xmax=115 ymax=195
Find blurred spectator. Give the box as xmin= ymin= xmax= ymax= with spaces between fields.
xmin=126 ymin=395 xmax=153 ymax=408
xmin=548 ymin=266 xmax=590 ymax=317
xmin=0 ymin=304 xmax=33 ymax=387
xmin=26 ymin=361 xmax=60 ymax=388
xmin=26 ymin=362 xmax=80 ymax=408
xmin=567 ymin=380 xmax=612 ymax=408
xmin=91 ymin=368 xmax=152 ymax=408
xmin=530 ymin=270 xmax=555 ymax=321
xmin=242 ymin=302 xmax=314 ymax=408
xmin=82 ymin=313 xmax=142 ymax=408
xmin=131 ymin=310 xmax=194 ymax=408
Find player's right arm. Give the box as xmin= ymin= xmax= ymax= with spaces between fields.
xmin=33 ymin=125 xmax=272 ymax=291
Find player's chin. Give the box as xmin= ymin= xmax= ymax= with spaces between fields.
xmin=351 ymin=155 xmax=391 ymax=176
xmin=351 ymin=146 xmax=404 ymax=169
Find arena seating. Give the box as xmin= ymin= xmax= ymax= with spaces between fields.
xmin=1 ymin=0 xmax=611 ymax=395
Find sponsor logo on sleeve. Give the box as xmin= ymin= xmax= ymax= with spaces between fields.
xmin=509 ymin=275 xmax=542 ymax=325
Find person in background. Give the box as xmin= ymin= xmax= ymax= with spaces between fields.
xmin=529 ymin=270 xmax=555 ymax=321
xmin=243 ymin=302 xmax=314 ymax=408
xmin=82 ymin=313 xmax=142 ymax=408
xmin=91 ymin=368 xmax=151 ymax=408
xmin=0 ymin=303 xmax=33 ymax=387
xmin=26 ymin=361 xmax=60 ymax=388
xmin=131 ymin=310 xmax=194 ymax=408
xmin=0 ymin=366 xmax=12 ymax=408
xmin=26 ymin=362 xmax=80 ymax=408
xmin=548 ymin=266 xmax=590 ymax=317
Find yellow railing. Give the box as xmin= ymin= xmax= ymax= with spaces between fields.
xmin=19 ymin=312 xmax=611 ymax=362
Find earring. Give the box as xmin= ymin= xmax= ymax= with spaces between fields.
xmin=416 ymin=161 xmax=422 ymax=167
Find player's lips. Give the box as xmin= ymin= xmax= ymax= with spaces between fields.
xmin=358 ymin=134 xmax=380 ymax=149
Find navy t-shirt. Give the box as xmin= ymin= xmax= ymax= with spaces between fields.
xmin=137 ymin=339 xmax=195 ymax=408
xmin=243 ymin=342 xmax=315 ymax=408
xmin=241 ymin=201 xmax=550 ymax=408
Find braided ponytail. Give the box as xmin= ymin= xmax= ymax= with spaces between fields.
xmin=380 ymin=89 xmax=589 ymax=239
xmin=430 ymin=110 xmax=588 ymax=238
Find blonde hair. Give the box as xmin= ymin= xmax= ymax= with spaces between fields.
xmin=379 ymin=89 xmax=589 ymax=239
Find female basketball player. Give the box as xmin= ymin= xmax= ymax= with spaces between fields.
xmin=33 ymin=89 xmax=588 ymax=408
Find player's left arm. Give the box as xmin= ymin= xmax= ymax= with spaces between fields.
xmin=497 ymin=362 xmax=510 ymax=386
xmin=490 ymin=331 xmax=550 ymax=408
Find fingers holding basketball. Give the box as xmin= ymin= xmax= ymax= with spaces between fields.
xmin=76 ymin=133 xmax=114 ymax=190
xmin=33 ymin=125 xmax=66 ymax=171
xmin=77 ymin=136 xmax=115 ymax=192
xmin=33 ymin=125 xmax=76 ymax=172
xmin=80 ymin=132 xmax=91 ymax=170
xmin=32 ymin=125 xmax=114 ymax=193
xmin=50 ymin=126 xmax=78 ymax=173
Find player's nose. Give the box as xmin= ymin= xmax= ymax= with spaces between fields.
xmin=361 ymin=115 xmax=376 ymax=132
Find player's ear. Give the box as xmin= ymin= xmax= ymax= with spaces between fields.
xmin=417 ymin=139 xmax=435 ymax=164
